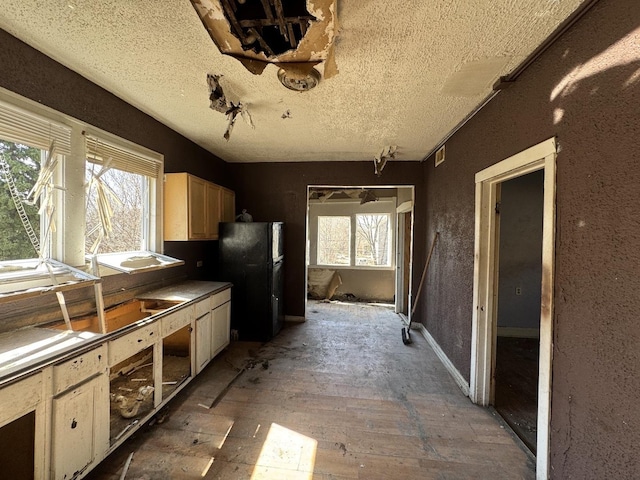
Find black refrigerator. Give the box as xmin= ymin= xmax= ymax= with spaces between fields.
xmin=218 ymin=222 xmax=284 ymax=342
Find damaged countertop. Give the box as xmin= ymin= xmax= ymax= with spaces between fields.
xmin=0 ymin=280 xmax=231 ymax=387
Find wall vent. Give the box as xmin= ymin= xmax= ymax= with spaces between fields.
xmin=435 ymin=145 xmax=446 ymax=167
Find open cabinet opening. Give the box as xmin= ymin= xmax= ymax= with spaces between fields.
xmin=0 ymin=411 xmax=35 ymax=479
xmin=109 ymin=346 xmax=155 ymax=445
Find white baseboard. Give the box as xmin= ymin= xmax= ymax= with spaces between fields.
xmin=497 ymin=327 xmax=539 ymax=338
xmin=415 ymin=323 xmax=470 ymax=397
xmin=285 ymin=315 xmax=306 ymax=323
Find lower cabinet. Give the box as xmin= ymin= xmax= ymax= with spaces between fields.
xmin=195 ymin=310 xmax=213 ymax=374
xmin=212 ymin=301 xmax=231 ymax=357
xmin=51 ymin=375 xmax=109 ymax=480
xmin=195 ymin=291 xmax=231 ymax=374
xmin=0 ymin=373 xmax=46 ymax=479
xmin=0 ymin=286 xmax=230 ymax=480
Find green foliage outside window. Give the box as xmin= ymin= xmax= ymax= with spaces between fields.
xmin=0 ymin=141 xmax=41 ymax=261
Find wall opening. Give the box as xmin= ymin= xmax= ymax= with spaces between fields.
xmin=470 ymin=137 xmax=556 ymax=480
xmin=493 ymin=170 xmax=544 ymax=453
xmin=305 ymin=186 xmax=414 ymax=315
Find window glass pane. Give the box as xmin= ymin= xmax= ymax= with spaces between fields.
xmin=317 ymin=216 xmax=350 ymax=266
xmin=86 ymin=165 xmax=145 ymax=254
xmin=356 ymin=214 xmax=390 ymax=266
xmin=0 ymin=140 xmax=42 ymax=261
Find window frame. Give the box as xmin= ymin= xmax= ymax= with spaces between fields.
xmin=0 ymin=87 xmax=172 ymax=283
xmin=309 ymin=198 xmax=396 ymax=271
xmin=316 ymin=215 xmax=352 ymax=267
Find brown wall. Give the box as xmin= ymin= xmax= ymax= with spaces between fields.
xmin=228 ymin=162 xmax=426 ymax=318
xmin=421 ymin=0 xmax=640 ymax=477
xmin=0 ymin=28 xmax=229 ymax=280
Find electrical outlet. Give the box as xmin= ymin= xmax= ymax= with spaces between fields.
xmin=515 ymin=287 xmax=522 ymax=295
xmin=196 ymin=260 xmax=203 ymax=267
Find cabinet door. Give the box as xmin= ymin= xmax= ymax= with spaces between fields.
xmin=222 ymin=189 xmax=235 ymax=223
xmin=195 ymin=312 xmax=212 ymax=374
xmin=51 ymin=375 xmax=109 ymax=480
xmin=206 ymin=183 xmax=221 ymax=239
xmin=188 ymin=175 xmax=207 ymax=239
xmin=212 ymin=301 xmax=231 ymax=357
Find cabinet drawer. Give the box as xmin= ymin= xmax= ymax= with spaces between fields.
xmin=211 ymin=289 xmax=231 ymax=309
xmin=108 ymin=323 xmax=158 ymax=366
xmin=161 ymin=306 xmax=193 ymax=337
xmin=53 ymin=344 xmax=107 ymax=395
xmin=194 ymin=296 xmax=211 ymax=318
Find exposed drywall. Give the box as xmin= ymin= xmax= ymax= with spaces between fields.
xmin=328 ymin=269 xmax=395 ymax=302
xmin=227 ymin=161 xmax=426 ymax=317
xmin=496 ymin=171 xmax=543 ymax=333
xmin=422 ymin=0 xmax=640 ymax=477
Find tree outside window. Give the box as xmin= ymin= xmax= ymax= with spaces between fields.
xmin=0 ymin=140 xmax=41 ymax=261
xmin=317 ymin=216 xmax=350 ymax=265
xmin=85 ymin=165 xmax=145 ymax=254
xmin=356 ymin=214 xmax=390 ymax=266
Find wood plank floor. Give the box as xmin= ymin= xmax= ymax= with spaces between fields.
xmin=87 ymin=301 xmax=535 ymax=480
xmin=494 ymin=336 xmax=539 ymax=454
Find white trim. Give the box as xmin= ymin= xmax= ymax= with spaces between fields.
xmin=470 ymin=137 xmax=556 ymax=480
xmin=396 ymin=200 xmax=413 ymax=213
xmin=285 ymin=315 xmax=306 ymax=323
xmin=496 ymin=327 xmax=540 ymax=338
xmin=416 ymin=323 xmax=470 ymax=396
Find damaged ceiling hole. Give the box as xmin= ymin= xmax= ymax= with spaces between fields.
xmin=222 ymin=0 xmax=314 ymax=57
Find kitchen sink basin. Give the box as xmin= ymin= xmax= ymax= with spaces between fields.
xmin=49 ymin=298 xmax=185 ymax=334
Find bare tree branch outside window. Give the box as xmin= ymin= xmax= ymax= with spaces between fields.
xmin=317 ymin=216 xmax=350 ymax=265
xmin=85 ymin=166 xmax=144 ymax=253
xmin=356 ymin=214 xmax=390 ymax=266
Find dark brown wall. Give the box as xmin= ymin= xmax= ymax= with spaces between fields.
xmin=0 ymin=29 xmax=229 ymax=279
xmin=422 ymin=0 xmax=640 ymax=477
xmin=228 ymin=162 xmax=426 ymax=318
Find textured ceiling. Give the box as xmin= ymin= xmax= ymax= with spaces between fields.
xmin=0 ymin=1 xmax=587 ymax=163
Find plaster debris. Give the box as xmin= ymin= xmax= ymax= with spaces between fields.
xmin=282 ymin=109 xmax=292 ymax=119
xmin=191 ymin=0 xmax=338 ymax=85
xmin=373 ymin=145 xmax=397 ymax=177
xmin=207 ymin=74 xmax=254 ymax=140
xmin=207 ymin=74 xmax=227 ymax=113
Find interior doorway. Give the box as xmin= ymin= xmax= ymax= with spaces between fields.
xmin=493 ymin=170 xmax=544 ymax=453
xmin=304 ymin=186 xmax=414 ymax=315
xmin=470 ymin=138 xmax=556 ymax=480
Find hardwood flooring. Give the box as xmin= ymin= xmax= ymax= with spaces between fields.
xmin=494 ymin=336 xmax=539 ymax=454
xmin=87 ymin=301 xmax=535 ymax=479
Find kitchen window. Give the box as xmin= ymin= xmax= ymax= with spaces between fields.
xmin=0 ymin=91 xmax=176 ymax=294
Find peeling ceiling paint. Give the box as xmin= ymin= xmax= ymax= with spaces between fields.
xmin=0 ymin=1 xmax=588 ymax=162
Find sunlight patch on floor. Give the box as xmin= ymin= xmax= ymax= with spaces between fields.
xmin=250 ymin=423 xmax=317 ymax=479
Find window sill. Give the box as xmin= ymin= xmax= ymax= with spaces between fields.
xmin=88 ymin=251 xmax=184 ymax=275
xmin=309 ymin=264 xmax=395 ymax=272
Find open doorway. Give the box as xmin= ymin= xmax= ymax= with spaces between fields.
xmin=304 ymin=186 xmax=414 ymax=314
xmin=493 ymin=170 xmax=544 ymax=453
xmin=470 ymin=138 xmax=556 ymax=480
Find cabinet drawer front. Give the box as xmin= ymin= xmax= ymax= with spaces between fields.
xmin=194 ymin=297 xmax=211 ymax=318
xmin=211 ymin=289 xmax=231 ymax=309
xmin=53 ymin=344 xmax=107 ymax=395
xmin=161 ymin=306 xmax=193 ymax=337
xmin=108 ymin=323 xmax=158 ymax=366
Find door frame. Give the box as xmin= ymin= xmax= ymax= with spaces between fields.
xmin=469 ymin=138 xmax=556 ymax=479
xmin=395 ymin=201 xmax=414 ymax=316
